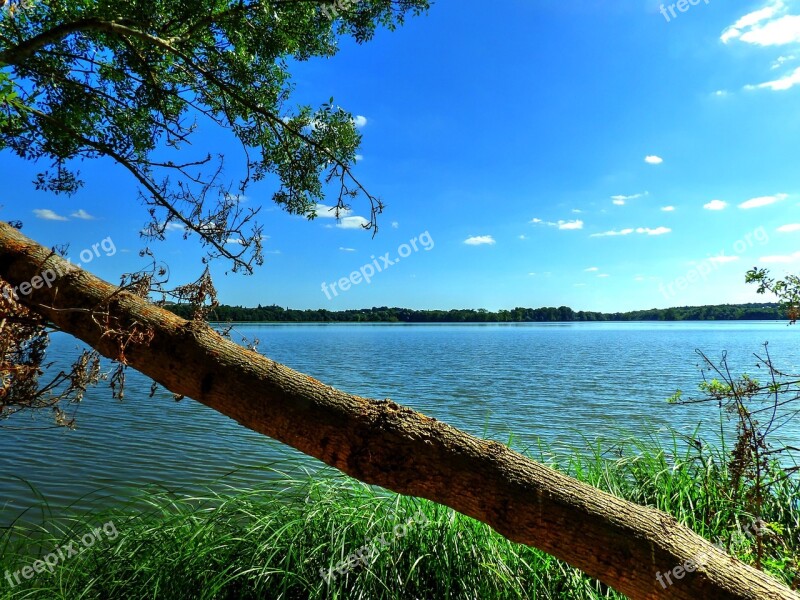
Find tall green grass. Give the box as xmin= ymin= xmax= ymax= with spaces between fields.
xmin=1 ymin=429 xmax=797 ymax=599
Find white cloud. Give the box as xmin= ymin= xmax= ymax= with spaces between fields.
xmin=518 ymin=234 xmax=528 ymax=240
xmin=661 ymin=206 xmax=676 ymax=212
xmin=464 ymin=235 xmax=496 ymax=246
xmin=354 ymin=154 xmax=364 ymax=162
xmin=721 ymin=2 xmax=789 ymax=44
xmin=311 ymin=203 xmax=353 ymax=218
xmin=704 ymin=199 xmax=728 ymax=210
xmin=353 ymin=115 xmax=367 ymax=128
xmin=71 ymin=209 xmax=95 ymax=220
xmin=141 ymin=221 xmax=184 ymax=236
xmin=571 ymin=209 xmax=583 ymax=214
xmin=225 ymin=238 xmax=245 ymax=245
xmin=591 ymin=228 xmax=635 ymax=237
xmin=772 ymin=54 xmax=796 ymax=69
xmin=747 ymin=66 xmax=800 ymax=90
xmin=558 ymin=220 xmax=583 ymax=230
xmin=591 ymin=226 xmax=670 ymax=237
xmin=636 ymin=226 xmax=671 ymax=236
xmin=33 ymin=209 xmax=68 ymax=221
xmin=611 ymin=192 xmax=647 ymax=206
xmin=760 ymin=250 xmax=800 ymax=263
xmin=741 ymin=14 xmax=800 ymax=46
xmin=739 ymin=193 xmax=788 ymax=209
xmin=339 ymin=247 xmax=356 ymax=252
xmin=391 ymin=221 xmax=399 ymax=229
xmin=709 ymin=255 xmax=740 ymax=264
xmin=336 ymin=216 xmax=370 ymax=230
xmin=714 ymin=89 xmax=729 ymax=97
xmin=531 ymin=218 xmax=583 ymax=230
xmin=644 ymin=155 xmax=663 ymax=165
xmin=597 ymin=273 xmax=610 ymax=278
xmin=584 ymin=267 xmax=599 ymax=272
xmin=777 ymin=223 xmax=800 ymax=232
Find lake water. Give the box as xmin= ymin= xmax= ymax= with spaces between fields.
xmin=2 ymin=321 xmax=799 ymax=526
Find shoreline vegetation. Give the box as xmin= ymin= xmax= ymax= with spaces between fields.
xmin=1 ymin=428 xmax=797 ymax=599
xmin=165 ymin=302 xmax=786 ymax=323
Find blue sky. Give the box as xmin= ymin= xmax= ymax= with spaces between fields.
xmin=3 ymin=0 xmax=800 ymax=312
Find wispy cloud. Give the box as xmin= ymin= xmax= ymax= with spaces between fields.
xmin=33 ymin=209 xmax=68 ymax=221
xmin=760 ymin=250 xmax=800 ymax=263
xmin=745 ymin=66 xmax=800 ymax=90
xmin=464 ymin=235 xmax=496 ymax=246
xmin=722 ymin=2 xmax=800 ymax=46
xmin=739 ymin=193 xmax=788 ymax=209
xmin=336 ymin=216 xmax=370 ymax=229
xmin=559 ymin=220 xmax=583 ymax=230
xmin=637 ymin=226 xmax=671 ymax=236
xmin=704 ymin=199 xmax=728 ymax=210
xmin=611 ymin=192 xmax=647 ymax=206
xmin=310 ymin=203 xmax=353 ymax=218
xmin=644 ymin=155 xmax=663 ymax=165
xmin=141 ymin=222 xmax=185 ymax=235
xmin=70 ymin=209 xmax=95 ymax=220
xmin=584 ymin=267 xmax=599 ymax=272
xmin=309 ymin=203 xmax=369 ymax=230
xmin=592 ymin=228 xmax=635 ymax=237
xmin=661 ymin=206 xmax=676 ymax=212
xmin=709 ymin=255 xmax=740 ymax=264
xmin=353 ymin=115 xmax=368 ymax=128
xmin=777 ymin=223 xmax=800 ymax=232
xmin=531 ymin=218 xmax=584 ymax=230
xmin=591 ymin=226 xmax=671 ymax=237
xmin=391 ymin=221 xmax=399 ymax=229
xmin=772 ymin=54 xmax=796 ymax=69
xmin=339 ymin=247 xmax=357 ymax=252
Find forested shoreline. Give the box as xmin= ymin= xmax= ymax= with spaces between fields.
xmin=165 ymin=302 xmax=786 ymax=323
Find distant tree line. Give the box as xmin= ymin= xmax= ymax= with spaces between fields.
xmin=165 ymin=302 xmax=786 ymax=323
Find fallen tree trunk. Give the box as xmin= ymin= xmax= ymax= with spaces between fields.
xmin=0 ymin=222 xmax=796 ymax=600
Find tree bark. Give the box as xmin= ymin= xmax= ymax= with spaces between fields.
xmin=0 ymin=221 xmax=796 ymax=600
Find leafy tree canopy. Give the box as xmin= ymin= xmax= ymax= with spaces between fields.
xmin=0 ymin=0 xmax=429 ymax=271
xmin=747 ymin=268 xmax=799 ymax=324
